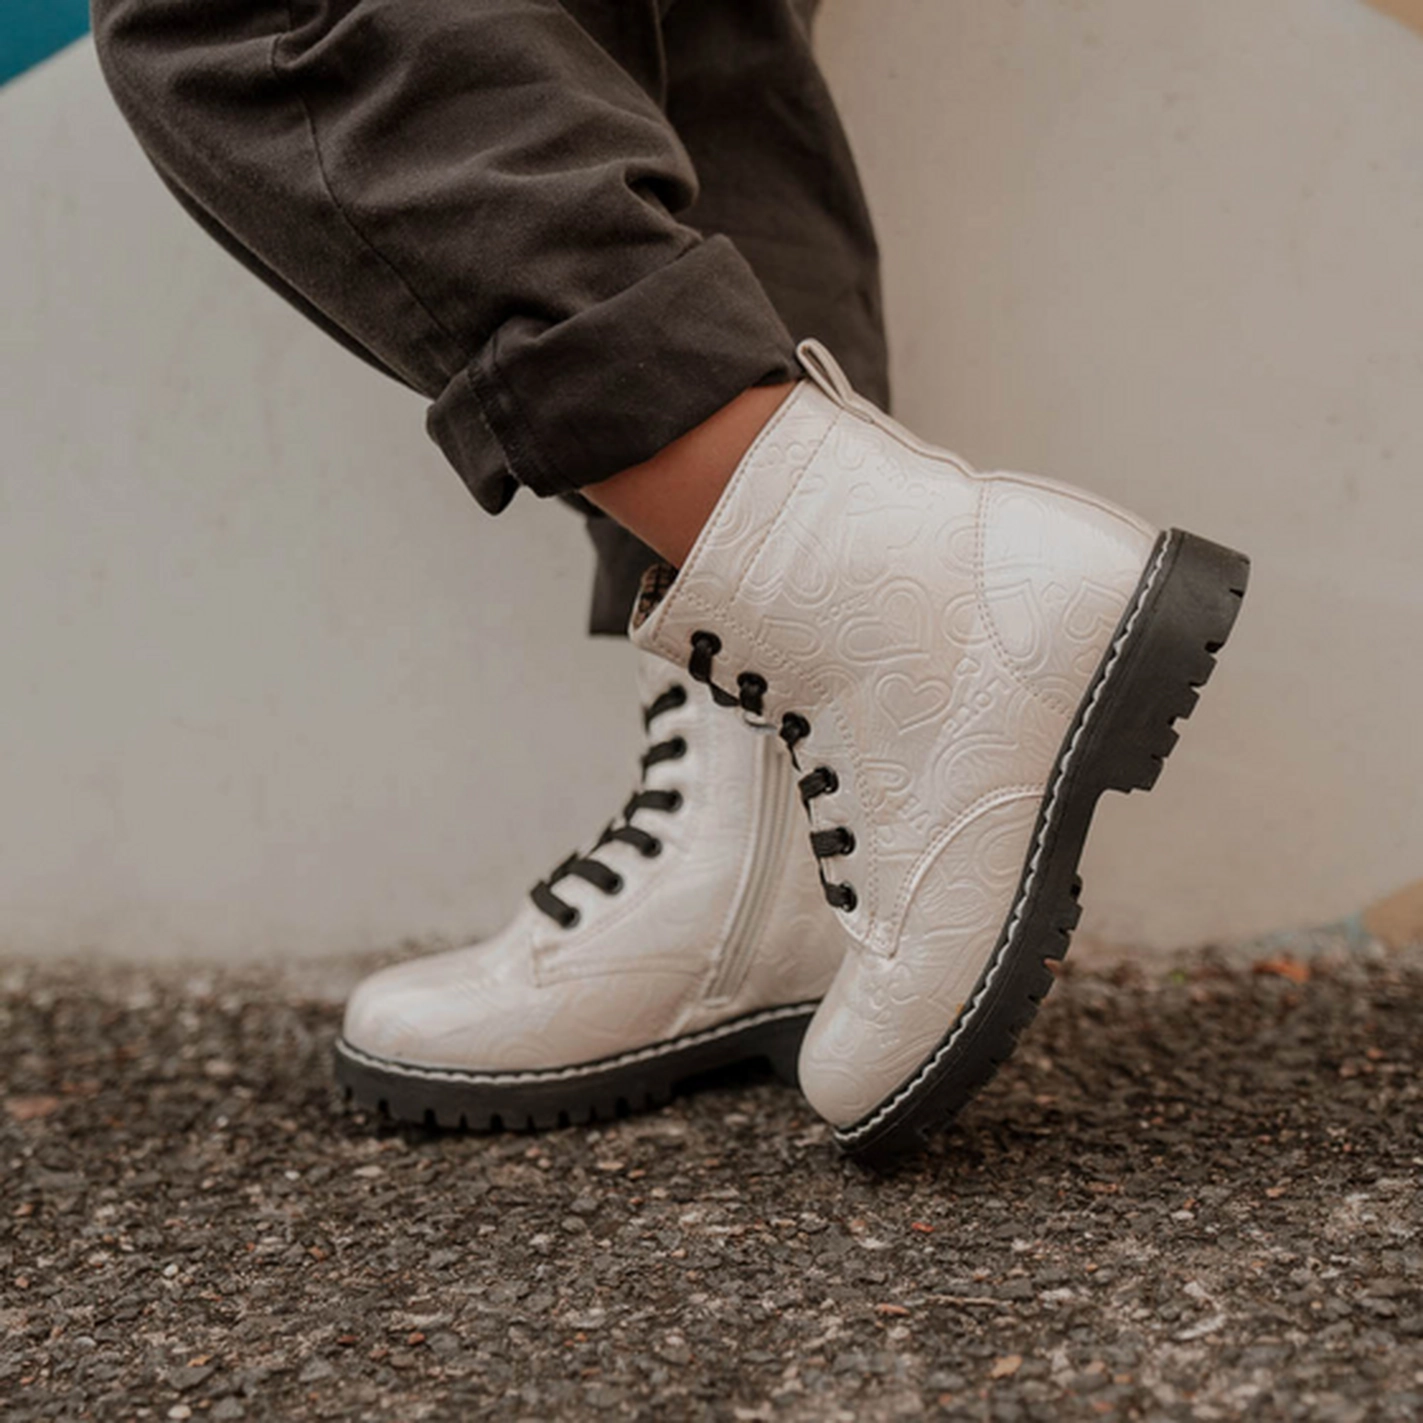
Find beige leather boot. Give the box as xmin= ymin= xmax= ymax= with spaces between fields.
xmin=631 ymin=341 xmax=1249 ymax=1162
xmin=335 ymin=649 xmax=841 ymax=1129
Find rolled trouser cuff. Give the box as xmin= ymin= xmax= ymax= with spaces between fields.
xmin=426 ymin=236 xmax=799 ymax=514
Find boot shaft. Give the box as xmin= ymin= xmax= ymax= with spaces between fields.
xmin=632 ymin=344 xmax=1157 ymax=960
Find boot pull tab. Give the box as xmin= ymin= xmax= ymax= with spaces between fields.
xmin=796 ymin=338 xmax=857 ymax=406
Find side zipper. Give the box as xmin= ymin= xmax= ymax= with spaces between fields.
xmin=703 ymin=730 xmax=794 ymax=1005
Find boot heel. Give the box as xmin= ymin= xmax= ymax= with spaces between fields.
xmin=758 ymin=1015 xmax=810 ymax=1087
xmin=836 ymin=527 xmax=1249 ymax=1165
xmin=1087 ymin=530 xmax=1250 ymax=796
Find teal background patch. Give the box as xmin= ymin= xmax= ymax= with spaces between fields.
xmin=1 ymin=0 xmax=92 ymax=88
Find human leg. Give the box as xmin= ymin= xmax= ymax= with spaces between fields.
xmin=577 ymin=0 xmax=891 ymax=632
xmin=90 ymin=0 xmax=798 ymax=517
xmin=94 ymin=0 xmax=888 ymax=629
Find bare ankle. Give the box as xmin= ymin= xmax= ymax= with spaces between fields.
xmin=582 ymin=381 xmax=796 ymax=567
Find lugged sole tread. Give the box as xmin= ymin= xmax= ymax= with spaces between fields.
xmin=333 ymin=1002 xmax=818 ymax=1134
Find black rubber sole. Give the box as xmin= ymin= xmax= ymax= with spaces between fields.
xmin=837 ymin=528 xmax=1250 ymax=1166
xmin=333 ymin=1001 xmax=817 ymax=1132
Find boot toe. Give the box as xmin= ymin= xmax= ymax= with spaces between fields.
xmin=341 ymin=957 xmax=451 ymax=1063
xmin=339 ymin=940 xmax=529 ymax=1068
xmin=796 ymin=954 xmax=942 ymax=1128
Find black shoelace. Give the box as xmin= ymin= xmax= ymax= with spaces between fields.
xmin=530 ymin=684 xmax=689 ymax=930
xmin=687 ymin=630 xmax=858 ymax=914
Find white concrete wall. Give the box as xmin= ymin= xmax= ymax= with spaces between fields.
xmin=816 ymin=0 xmax=1423 ymax=949
xmin=0 ymin=44 xmax=642 ymax=961
xmin=2 ymin=0 xmax=1420 ymax=961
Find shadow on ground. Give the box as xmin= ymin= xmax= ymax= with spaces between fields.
xmin=2 ymin=947 xmax=1420 ymax=1421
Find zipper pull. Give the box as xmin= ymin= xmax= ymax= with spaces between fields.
xmin=796 ymin=338 xmax=857 ymax=406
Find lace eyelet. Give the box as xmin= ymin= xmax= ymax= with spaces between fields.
xmin=839 ymin=885 xmax=858 ymax=913
xmin=641 ymin=839 xmax=663 ymax=858
xmin=669 ymin=736 xmax=688 ymax=759
xmin=819 ymin=766 xmax=839 ymax=795
xmin=691 ymin=630 xmax=722 ymax=655
xmin=781 ymin=713 xmax=812 ymax=747
xmin=838 ymin=828 xmax=856 ymax=855
xmin=606 ymin=873 xmax=625 ymax=894
xmin=666 ymin=790 xmax=684 ymax=812
xmin=561 ymin=909 xmax=581 ymax=931
xmin=736 ymin=672 xmax=768 ymax=715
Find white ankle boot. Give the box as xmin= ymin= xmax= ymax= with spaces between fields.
xmin=631 ymin=341 xmax=1249 ymax=1162
xmin=335 ymin=650 xmax=842 ymax=1128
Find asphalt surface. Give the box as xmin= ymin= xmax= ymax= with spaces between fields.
xmin=2 ymin=936 xmax=1421 ymax=1422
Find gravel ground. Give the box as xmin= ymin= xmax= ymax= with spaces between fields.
xmin=2 ymin=936 xmax=1421 ymax=1423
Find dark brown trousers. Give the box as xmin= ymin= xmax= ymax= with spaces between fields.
xmin=92 ymin=0 xmax=888 ymax=632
